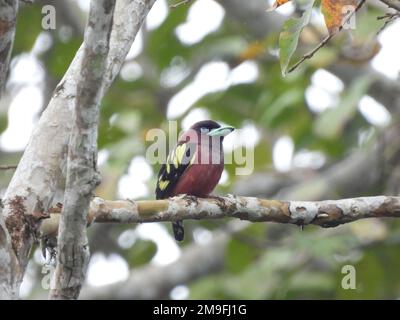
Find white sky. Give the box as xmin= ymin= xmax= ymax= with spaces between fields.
xmin=13 ymin=0 xmax=400 ymax=294
xmin=166 ymin=60 xmax=259 ymax=119
xmin=175 ymin=0 xmax=225 ymax=45
xmin=86 ymin=253 xmax=129 ymax=286
xmin=372 ymin=20 xmax=400 ymax=79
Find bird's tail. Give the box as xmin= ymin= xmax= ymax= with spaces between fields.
xmin=172 ymin=220 xmax=184 ymax=241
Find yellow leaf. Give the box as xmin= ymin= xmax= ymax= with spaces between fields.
xmin=321 ymin=0 xmax=358 ymax=34
xmin=175 ymin=144 xmax=186 ymax=165
xmin=266 ymin=0 xmax=291 ymax=12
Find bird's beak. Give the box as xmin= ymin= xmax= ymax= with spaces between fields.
xmin=207 ymin=126 xmax=235 ymax=137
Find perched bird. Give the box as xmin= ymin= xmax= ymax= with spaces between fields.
xmin=156 ymin=120 xmax=234 ymax=241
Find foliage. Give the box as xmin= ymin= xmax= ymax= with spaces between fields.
xmin=268 ymin=0 xmax=387 ymax=75
xmin=1 ymin=0 xmax=399 ymax=299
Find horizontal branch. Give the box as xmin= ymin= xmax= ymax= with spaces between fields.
xmin=41 ymin=195 xmax=400 ymax=235
xmin=0 ymin=164 xmax=17 ymax=170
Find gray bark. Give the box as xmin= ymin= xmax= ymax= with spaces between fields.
xmin=39 ymin=194 xmax=400 ymax=232
xmin=48 ymin=0 xmax=116 ymax=300
xmin=0 ymin=0 xmax=156 ymax=299
xmin=0 ymin=0 xmax=18 ymax=97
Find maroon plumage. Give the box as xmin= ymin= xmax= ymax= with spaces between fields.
xmin=156 ymin=120 xmax=234 ymax=241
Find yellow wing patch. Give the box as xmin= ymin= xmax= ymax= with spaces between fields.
xmin=158 ymin=180 xmax=170 ymax=191
xmin=167 ymin=148 xmax=178 ymax=168
xmin=167 ymin=143 xmax=192 ymax=170
xmin=175 ymin=144 xmax=187 ymax=165
xmin=173 ymin=155 xmax=179 ymax=169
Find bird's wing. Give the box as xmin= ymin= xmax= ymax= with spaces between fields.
xmin=156 ymin=141 xmax=197 ymax=199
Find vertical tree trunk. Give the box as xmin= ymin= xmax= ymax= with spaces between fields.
xmin=49 ymin=0 xmax=116 ymax=300
xmin=0 ymin=0 xmax=18 ymax=97
xmin=0 ymin=0 xmax=156 ymax=300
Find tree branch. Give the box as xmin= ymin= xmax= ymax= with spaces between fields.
xmin=170 ymin=0 xmax=193 ymax=9
xmin=91 ymin=195 xmax=400 ymax=227
xmin=40 ymin=195 xmax=400 ymax=236
xmin=219 ymin=0 xmax=400 ymax=113
xmin=288 ymin=0 xmax=367 ymax=74
xmin=0 ymin=0 xmax=18 ymax=98
xmin=0 ymin=0 xmax=156 ymax=299
xmin=49 ymin=0 xmax=115 ymax=300
xmin=0 ymin=165 xmax=17 ymax=170
xmin=379 ymin=0 xmax=400 ymax=11
xmin=41 ymin=193 xmax=400 ymax=299
xmin=0 ymin=218 xmax=19 ymax=299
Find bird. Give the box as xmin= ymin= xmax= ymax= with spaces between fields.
xmin=155 ymin=120 xmax=235 ymax=241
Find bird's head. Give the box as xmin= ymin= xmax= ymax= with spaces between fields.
xmin=189 ymin=120 xmax=235 ymax=140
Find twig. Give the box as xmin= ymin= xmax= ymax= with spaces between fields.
xmin=377 ymin=12 xmax=400 ymax=34
xmin=0 ymin=165 xmax=17 ymax=170
xmin=288 ymin=0 xmax=366 ymax=74
xmin=170 ymin=0 xmax=193 ymax=9
xmin=379 ymin=0 xmax=400 ymax=12
xmin=0 ymin=0 xmax=157 ymax=300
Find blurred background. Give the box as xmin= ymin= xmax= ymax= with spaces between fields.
xmin=1 ymin=0 xmax=400 ymax=299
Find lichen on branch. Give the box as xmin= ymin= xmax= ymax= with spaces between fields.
xmin=41 ymin=195 xmax=400 ymax=237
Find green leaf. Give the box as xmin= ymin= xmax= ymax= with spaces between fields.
xmin=313 ymin=76 xmax=372 ymax=140
xmin=225 ymin=224 xmax=266 ymax=274
xmin=126 ymin=239 xmax=157 ymax=268
xmin=279 ymin=0 xmax=315 ymax=76
xmin=47 ymin=38 xmax=82 ymax=78
xmin=13 ymin=4 xmax=43 ymax=54
xmin=261 ymin=87 xmax=304 ymax=127
xmin=287 ymin=271 xmax=334 ymax=293
xmin=146 ymin=4 xmax=190 ymax=70
xmin=225 ymin=237 xmax=260 ymax=274
xmin=197 ymin=83 xmax=263 ymax=126
xmin=0 ymin=114 xmax=8 ymax=135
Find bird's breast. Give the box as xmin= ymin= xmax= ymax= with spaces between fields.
xmin=171 ymin=142 xmax=224 ymax=197
xmin=171 ymin=162 xmax=223 ymax=197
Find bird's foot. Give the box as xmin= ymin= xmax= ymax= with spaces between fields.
xmin=296 ymin=220 xmax=306 ymax=231
xmin=41 ymin=234 xmax=58 ymax=265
